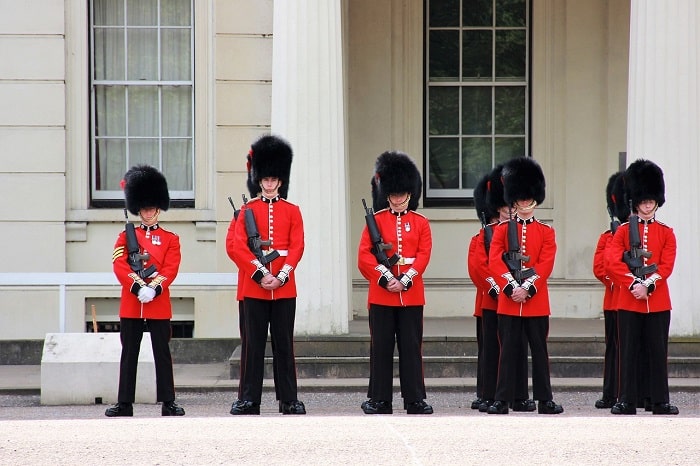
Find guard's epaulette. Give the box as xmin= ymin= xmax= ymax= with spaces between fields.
xmin=535 ymin=219 xmax=553 ymax=228
xmin=247 ymin=197 xmax=262 ymax=205
xmin=487 ymin=221 xmax=500 ymax=228
xmin=410 ymin=210 xmax=428 ymax=219
xmin=375 ymin=208 xmax=390 ymax=214
xmin=656 ymin=220 xmax=670 ymax=228
xmin=157 ymin=226 xmax=176 ymax=236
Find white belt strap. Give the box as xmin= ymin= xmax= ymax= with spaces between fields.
xmin=264 ymin=249 xmax=288 ymax=257
xmin=400 ymin=257 xmax=415 ymax=265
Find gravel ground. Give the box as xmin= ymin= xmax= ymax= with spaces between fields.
xmin=1 ymin=390 xmax=699 ymax=465
xmin=1 ymin=389 xmax=699 ymax=419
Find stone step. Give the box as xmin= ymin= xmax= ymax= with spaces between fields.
xmin=229 ymin=354 xmax=700 ymax=379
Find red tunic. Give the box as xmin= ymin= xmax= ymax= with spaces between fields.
xmin=112 ymin=225 xmax=181 ymax=319
xmin=228 ymin=196 xmax=304 ymax=300
xmin=605 ymin=219 xmax=675 ymax=313
xmin=467 ymin=233 xmax=483 ymax=317
xmin=473 ymin=225 xmax=499 ymax=312
xmin=358 ymin=209 xmax=432 ymax=307
xmin=593 ymin=230 xmax=615 ymax=310
xmin=488 ymin=217 xmax=556 ymax=317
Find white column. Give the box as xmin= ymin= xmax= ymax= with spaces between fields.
xmin=627 ymin=1 xmax=700 ymax=335
xmin=271 ymin=0 xmax=350 ymax=334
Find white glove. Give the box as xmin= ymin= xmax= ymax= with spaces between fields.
xmin=137 ymin=286 xmax=156 ymax=303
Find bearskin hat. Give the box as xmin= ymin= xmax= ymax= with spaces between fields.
xmin=605 ymin=172 xmax=623 ymax=217
xmin=247 ymin=134 xmax=293 ymax=199
xmin=474 ymin=173 xmax=497 ymax=222
xmin=624 ymin=158 xmax=665 ymax=209
xmin=123 ymin=164 xmax=170 ymax=215
xmin=485 ymin=164 xmax=506 ymax=212
xmin=371 ymin=150 xmax=422 ymax=212
xmin=502 ymin=157 xmax=546 ymax=205
xmin=612 ymin=172 xmax=630 ymax=222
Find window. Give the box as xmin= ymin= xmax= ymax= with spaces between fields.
xmin=425 ymin=0 xmax=529 ymax=202
xmin=90 ymin=0 xmax=194 ymax=205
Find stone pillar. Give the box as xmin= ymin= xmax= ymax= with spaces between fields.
xmin=627 ymin=1 xmax=700 ymax=335
xmin=271 ymin=0 xmax=350 ymax=334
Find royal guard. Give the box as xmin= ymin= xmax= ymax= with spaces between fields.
xmin=467 ymin=173 xmax=492 ymax=409
xmin=107 ymin=165 xmax=185 ymax=417
xmin=592 ymin=171 xmax=624 ymax=409
xmin=487 ymin=157 xmax=563 ymax=415
xmin=473 ymin=165 xmax=533 ymax=413
xmin=358 ymin=150 xmax=433 ymax=415
xmin=606 ymin=159 xmax=678 ymax=415
xmin=228 ymin=134 xmax=306 ymax=415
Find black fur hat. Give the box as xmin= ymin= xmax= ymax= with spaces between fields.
xmin=474 ymin=173 xmax=497 ymax=222
xmin=611 ymin=171 xmax=630 ymax=222
xmin=247 ymin=134 xmax=293 ymax=199
xmin=605 ymin=172 xmax=623 ymax=217
xmin=371 ymin=150 xmax=422 ymax=212
xmin=624 ymin=158 xmax=665 ymax=209
xmin=502 ymin=157 xmax=545 ymax=205
xmin=485 ymin=164 xmax=506 ymax=211
xmin=123 ymin=165 xmax=170 ymax=215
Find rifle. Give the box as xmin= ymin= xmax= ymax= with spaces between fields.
xmin=480 ymin=212 xmax=493 ymax=256
xmin=501 ymin=213 xmax=536 ymax=284
xmin=228 ymin=196 xmax=241 ymax=221
xmin=607 ymin=206 xmax=620 ymax=234
xmin=622 ymin=201 xmax=657 ymax=279
xmin=362 ymin=198 xmax=400 ymax=268
xmin=124 ymin=208 xmax=157 ymax=279
xmin=241 ymin=194 xmax=279 ymax=266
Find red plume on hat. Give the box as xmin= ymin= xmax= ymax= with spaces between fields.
xmin=605 ymin=171 xmax=623 ymax=218
xmin=123 ymin=164 xmax=170 ymax=215
xmin=485 ymin=164 xmax=506 ymax=211
xmin=474 ymin=172 xmax=497 ymax=222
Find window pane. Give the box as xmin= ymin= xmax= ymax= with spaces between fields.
xmin=94 ymin=29 xmax=125 ymax=80
xmin=496 ymin=0 xmax=526 ymax=27
xmin=162 ymin=29 xmax=191 ymax=80
xmin=495 ymin=30 xmax=526 ymax=79
xmin=429 ymin=87 xmax=459 ymax=135
xmin=162 ymin=86 xmax=192 ymax=137
xmin=462 ymin=30 xmax=492 ymax=81
xmin=129 ymin=139 xmax=159 ymax=167
xmin=94 ymin=0 xmax=124 ymax=26
xmin=428 ymin=138 xmax=460 ymax=189
xmin=95 ymin=86 xmax=126 ymax=136
xmin=429 ymin=0 xmax=460 ymax=27
xmin=127 ymin=0 xmax=157 ymax=26
xmin=163 ymin=139 xmax=193 ymax=190
xmin=127 ymin=29 xmax=158 ymax=80
xmin=162 ymin=0 xmax=192 ymax=26
xmin=128 ymin=86 xmax=158 ymax=137
xmin=462 ymin=0 xmax=492 ymax=26
xmin=461 ymin=137 xmax=492 ymax=189
xmin=429 ymin=30 xmax=460 ymax=81
xmin=462 ymin=86 xmax=491 ymax=135
xmin=96 ymin=139 xmax=126 ymax=190
xmin=495 ymin=86 xmax=525 ymax=134
xmin=494 ymin=137 xmax=526 ymax=164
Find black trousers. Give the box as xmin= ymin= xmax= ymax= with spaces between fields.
xmin=474 ymin=316 xmax=483 ymax=399
xmin=495 ymin=315 xmax=553 ymax=403
xmin=601 ymin=310 xmax=619 ymax=401
xmin=617 ymin=309 xmax=670 ymax=405
xmin=118 ymin=317 xmax=175 ymax=403
xmin=237 ymin=301 xmax=280 ymax=400
xmin=481 ymin=309 xmax=530 ymax=402
xmin=239 ymin=297 xmax=297 ymax=403
xmin=367 ymin=304 xmax=426 ymax=403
